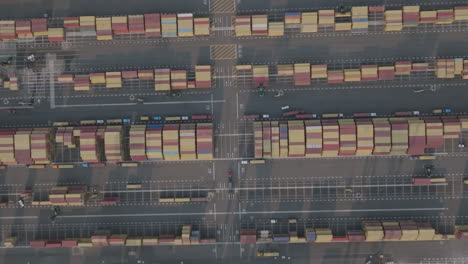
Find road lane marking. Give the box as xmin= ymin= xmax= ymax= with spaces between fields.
xmin=58 ymin=207 xmax=448 ymax=218
xmin=55 ymin=100 xmax=225 ymax=108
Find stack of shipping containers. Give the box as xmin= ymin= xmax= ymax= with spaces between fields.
xmin=74 ymin=75 xmax=90 ymax=91
xmin=262 ymin=122 xmax=272 ymax=158
xmin=311 ymin=64 xmax=328 ymax=79
xmin=252 ymin=65 xmax=269 ymax=87
xmin=138 ymin=69 xmax=154 ymax=81
xmin=146 ymin=124 xmax=163 ymax=160
xmin=235 ymin=16 xmax=251 ymax=36
xmin=420 ymin=10 xmax=437 ymax=23
xmin=0 ymin=21 xmax=15 ymax=40
xmin=384 ymin=10 xmax=403 ymax=31
xmin=327 ymin=70 xmax=344 ymax=83
xmin=79 ymin=127 xmax=100 ymax=163
xmin=0 ymin=130 xmax=16 ymax=164
xmin=318 ymin=10 xmax=335 ymax=25
xmin=279 ymin=122 xmax=289 ymax=157
xmin=424 ymin=117 xmax=444 ymax=148
xmin=344 ymin=69 xmax=361 ymax=82
xmin=372 ymin=119 xmax=391 ymax=155
xmin=170 ymin=70 xmax=187 ymax=89
xmin=378 ymin=65 xmax=395 ymax=80
xmin=16 ymin=21 xmax=33 ymax=38
xmin=389 ymin=119 xmax=409 ymax=155
xmin=180 ymin=124 xmax=196 ymax=160
xmin=268 ymin=21 xmax=284 ymax=36
xmin=271 ymin=121 xmax=280 ymax=157
xmin=455 ymin=6 xmax=468 ymax=21
xmin=403 ymin=6 xmax=420 ymax=27
xmin=161 ymin=14 xmax=177 ymax=37
xmin=288 ymin=121 xmax=305 ymax=157
xmin=251 ymin=15 xmax=268 ymax=35
xmin=315 ymin=228 xmax=333 ymax=242
xmin=129 ymin=125 xmax=147 ymax=161
xmin=196 ymin=123 xmax=213 ymax=159
xmin=154 ymin=69 xmax=171 ymax=91
xmin=437 ymin=9 xmax=454 ymax=24
xmin=195 ymin=65 xmax=211 ymax=88
xmin=254 ymin=122 xmax=263 ymax=159
xmin=442 ymin=116 xmax=461 ymax=139
xmin=194 ymin=17 xmax=210 ymax=36
xmin=305 ymin=120 xmax=322 ymax=157
xmin=90 ymin=73 xmax=106 ymax=85
xmin=285 ymin=12 xmax=301 ymax=24
xmin=144 ymin=13 xmax=161 ymax=37
xmin=162 ymin=124 xmax=180 ymax=160
xmin=128 ymin=15 xmax=145 ymax=33
xmin=31 ymin=19 xmax=48 ymax=37
xmin=361 ymin=65 xmax=378 ymax=81
xmin=338 ymin=119 xmax=357 ymax=156
xmin=104 ymin=126 xmax=123 ymax=162
xmin=240 ymin=229 xmax=257 ymax=244
xmin=407 ymin=119 xmax=426 ymax=155
xmin=293 ymin=63 xmax=311 ymax=86
xmin=382 ymin=222 xmax=402 ymax=240
xmin=351 ymin=6 xmax=368 ymax=32
xmin=395 ymin=61 xmax=412 ymax=75
xmin=400 ymin=221 xmax=419 ymax=240
xmin=322 ymin=120 xmax=339 ymax=156
xmin=111 ymin=16 xmax=128 ymax=35
xmin=177 ymin=14 xmax=194 ymax=37
xmin=64 ymin=17 xmax=80 ymax=30
xmin=31 ymin=128 xmax=53 ymax=164
xmin=48 ymin=28 xmax=65 ymax=42
xmin=301 ymin=12 xmax=318 ymax=33
xmin=105 ymin=72 xmax=122 ymax=88
xmin=355 ymin=119 xmax=374 ymax=155
xmin=14 ymin=130 xmax=33 ymax=164
xmin=363 ymin=221 xmax=384 ymax=241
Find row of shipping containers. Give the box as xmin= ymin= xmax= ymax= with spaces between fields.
xmin=57 ymin=65 xmax=212 ymax=91
xmin=22 ymin=225 xmax=215 ymax=248
xmin=237 ymin=58 xmax=468 ymax=87
xmin=253 ymin=115 xmax=468 ymax=159
xmin=234 ymin=6 xmax=468 ymax=36
xmin=241 ymin=221 xmax=468 ymax=244
xmin=0 ymin=123 xmax=213 ymax=166
xmin=0 ymin=13 xmax=210 ymax=43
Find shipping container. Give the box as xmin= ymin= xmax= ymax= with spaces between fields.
xmin=112 ymin=16 xmax=128 ymax=34
xmin=372 ymin=118 xmax=391 ymax=155
xmin=48 ymin=28 xmax=65 ymax=42
xmin=384 ymin=10 xmax=403 ymax=31
xmin=31 ymin=19 xmax=48 ymax=36
xmin=322 ymin=120 xmax=339 ymax=156
xmin=128 ymin=15 xmax=145 ymax=33
xmin=389 ymin=119 xmax=409 ymax=155
xmin=285 ymin=12 xmax=301 ymax=24
xmin=351 ymin=6 xmax=369 ymax=32
xmin=268 ymin=22 xmax=284 ymax=36
xmin=196 ymin=123 xmax=213 ymax=159
xmin=195 ymin=65 xmax=211 ymax=88
xmin=318 ymin=10 xmax=335 ymax=25
xmin=170 ymin=70 xmax=187 ymax=89
xmin=338 ymin=119 xmax=356 ymax=156
xmin=305 ymin=120 xmax=322 ymax=157
xmin=16 ymin=20 xmax=33 ymax=38
xmin=403 ymin=6 xmax=420 ymax=27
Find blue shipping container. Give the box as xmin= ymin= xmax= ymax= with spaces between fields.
xmin=273 ymin=236 xmax=290 ymax=243
xmin=306 ymin=232 xmax=316 ymax=241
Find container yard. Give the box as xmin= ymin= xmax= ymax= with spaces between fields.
xmin=2 ymin=0 xmax=468 ymax=263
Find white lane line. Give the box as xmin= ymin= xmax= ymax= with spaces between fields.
xmin=55 ymin=100 xmax=225 ymax=108
xmin=0 ymin=216 xmax=38 ymax=220
xmin=236 ymin=92 xmax=239 ymax=119
xmin=48 ymin=53 xmax=56 ymax=109
xmin=58 ymin=207 xmax=448 ymax=218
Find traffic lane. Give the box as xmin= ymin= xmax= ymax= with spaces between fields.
xmin=0 ymin=95 xmax=216 ymax=126
xmin=0 ymin=0 xmax=208 ymax=18
xmin=239 ymin=82 xmax=467 ymax=117
xmin=237 ymin=31 xmax=468 ymax=64
xmin=55 ymin=41 xmax=212 ymax=71
xmin=237 ymin=0 xmax=465 ymax=11
xmin=0 ymin=162 xmax=215 ymax=187
xmin=239 ymin=158 xmax=466 ymax=181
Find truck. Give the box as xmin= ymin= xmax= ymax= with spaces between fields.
xmin=283 ymin=110 xmax=304 ymax=117
xmin=322 ymin=113 xmax=344 ymax=118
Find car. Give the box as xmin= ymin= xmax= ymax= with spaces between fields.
xmin=123 ymin=119 xmax=131 ymax=124
xmin=270 ymin=219 xmax=277 ymax=224
xmin=18 ymin=199 xmax=24 ymax=208
xmin=288 ymin=218 xmax=297 ymax=224
xmin=459 ymin=142 xmax=465 ymax=148
xmin=262 ymin=114 xmax=270 ymax=119
xmin=443 ymin=108 xmax=452 ymax=113
xmin=140 ymin=116 xmax=149 ymax=121
xmin=370 ymin=113 xmax=377 ymax=117
xmin=228 ymin=168 xmax=233 ymax=177
xmin=281 ymin=105 xmax=290 ymax=111
xmin=181 ymin=116 xmax=189 ymax=120
xmin=81 ymin=163 xmax=89 ymax=168
xmin=96 ymin=120 xmax=104 ymax=124
xmin=412 ymin=111 xmax=420 ymax=116
xmin=241 ymin=160 xmax=249 ymax=165
xmin=152 ymin=116 xmax=162 ymax=121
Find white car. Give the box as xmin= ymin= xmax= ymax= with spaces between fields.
xmin=182 ymin=116 xmax=189 ymax=120
xmin=370 ymin=113 xmax=377 ymax=117
xmin=412 ymin=111 xmax=420 ymax=116
xmin=281 ymin=105 xmax=290 ymax=111
xmin=96 ymin=120 xmax=104 ymax=124
xmin=18 ymin=199 xmax=24 ymax=208
xmin=241 ymin=160 xmax=249 ymax=164
xmin=262 ymin=114 xmax=270 ymax=119
xmin=270 ymin=219 xmax=277 ymax=224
